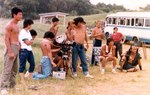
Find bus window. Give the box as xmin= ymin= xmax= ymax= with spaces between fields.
xmin=135 ymin=18 xmax=144 ymax=26
xmin=131 ymin=18 xmax=134 ymax=26
xmin=126 ymin=18 xmax=130 ymax=26
xmin=118 ymin=18 xmax=125 ymax=25
xmin=145 ymin=19 xmax=150 ymax=27
xmin=112 ymin=18 xmax=117 ymax=24
xmin=106 ymin=17 xmax=112 ymax=24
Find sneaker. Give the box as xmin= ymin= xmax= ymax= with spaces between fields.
xmin=73 ymin=73 xmax=77 ymax=77
xmin=1 ymin=89 xmax=8 ymax=95
xmin=25 ymin=71 xmax=29 ymax=78
xmin=85 ymin=74 xmax=93 ymax=78
xmin=101 ymin=69 xmax=105 ymax=74
xmin=112 ymin=69 xmax=117 ymax=74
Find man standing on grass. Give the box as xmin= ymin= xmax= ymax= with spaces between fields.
xmin=72 ymin=17 xmax=93 ymax=78
xmin=90 ymin=20 xmax=104 ymax=66
xmin=0 ymin=7 xmax=23 ymax=95
xmin=50 ymin=17 xmax=59 ymax=38
xmin=19 ymin=19 xmax=36 ymax=84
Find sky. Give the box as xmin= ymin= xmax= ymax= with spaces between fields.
xmin=90 ymin=0 xmax=150 ymax=10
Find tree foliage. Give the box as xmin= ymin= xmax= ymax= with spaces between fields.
xmin=0 ymin=0 xmax=127 ymax=19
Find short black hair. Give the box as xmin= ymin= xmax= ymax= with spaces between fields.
xmin=30 ymin=29 xmax=37 ymax=36
xmin=43 ymin=31 xmax=54 ymax=39
xmin=113 ymin=27 xmax=118 ymax=30
xmin=23 ymin=19 xmax=34 ymax=28
xmin=107 ymin=38 xmax=114 ymax=45
xmin=11 ymin=7 xmax=22 ymax=18
xmin=74 ymin=17 xmax=86 ymax=26
xmin=52 ymin=17 xmax=59 ymax=22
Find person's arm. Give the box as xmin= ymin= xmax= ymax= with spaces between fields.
xmin=23 ymin=39 xmax=33 ymax=45
xmin=51 ymin=48 xmax=61 ymax=53
xmin=91 ymin=29 xmax=102 ymax=38
xmin=85 ymin=30 xmax=89 ymax=49
xmin=138 ymin=59 xmax=142 ymax=70
xmin=20 ymin=31 xmax=33 ymax=46
xmin=101 ymin=46 xmax=107 ymax=57
xmin=121 ymin=34 xmax=126 ymax=44
xmin=5 ymin=26 xmax=14 ymax=59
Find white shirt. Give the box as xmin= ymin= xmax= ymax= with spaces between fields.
xmin=19 ymin=29 xmax=32 ymax=51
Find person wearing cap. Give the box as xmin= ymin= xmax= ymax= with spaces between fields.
xmin=110 ymin=27 xmax=126 ymax=58
xmin=119 ymin=44 xmax=142 ymax=72
xmin=71 ymin=17 xmax=93 ymax=78
xmin=90 ymin=20 xmax=104 ymax=66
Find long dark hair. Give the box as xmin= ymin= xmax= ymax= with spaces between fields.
xmin=126 ymin=45 xmax=138 ymax=61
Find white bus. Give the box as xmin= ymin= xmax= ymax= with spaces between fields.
xmin=104 ymin=12 xmax=150 ymax=43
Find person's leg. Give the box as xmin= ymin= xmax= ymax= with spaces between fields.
xmin=100 ymin=56 xmax=106 ymax=74
xmin=120 ymin=56 xmax=126 ymax=71
xmin=1 ymin=44 xmax=19 ymax=91
xmin=19 ymin=49 xmax=27 ymax=84
xmin=114 ymin=42 xmax=119 ymax=58
xmin=0 ymin=49 xmax=15 ymax=90
xmin=9 ymin=45 xmax=19 ymax=88
xmin=90 ymin=49 xmax=95 ymax=66
xmin=119 ymin=44 xmax=123 ymax=58
xmin=9 ymin=54 xmax=18 ymax=88
xmin=27 ymin=51 xmax=35 ymax=78
xmin=112 ymin=57 xmax=117 ymax=68
xmin=78 ymin=45 xmax=88 ymax=75
xmin=90 ymin=40 xmax=95 ymax=66
xmin=72 ymin=46 xmax=78 ymax=74
xmin=107 ymin=56 xmax=117 ymax=73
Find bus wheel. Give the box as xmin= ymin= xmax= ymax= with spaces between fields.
xmin=132 ymin=36 xmax=139 ymax=42
xmin=131 ymin=36 xmax=142 ymax=46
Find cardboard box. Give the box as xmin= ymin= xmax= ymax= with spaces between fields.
xmin=52 ymin=71 xmax=66 ymax=80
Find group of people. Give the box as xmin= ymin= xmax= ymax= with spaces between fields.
xmin=0 ymin=7 xmax=143 ymax=95
xmin=90 ymin=23 xmax=142 ymax=74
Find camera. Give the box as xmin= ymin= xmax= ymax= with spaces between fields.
xmin=54 ymin=34 xmax=76 ymax=60
xmin=59 ymin=42 xmax=76 ymax=60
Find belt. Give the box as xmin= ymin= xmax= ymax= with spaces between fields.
xmin=42 ymin=56 xmax=49 ymax=58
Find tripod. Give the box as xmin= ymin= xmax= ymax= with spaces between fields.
xmin=62 ymin=54 xmax=74 ymax=78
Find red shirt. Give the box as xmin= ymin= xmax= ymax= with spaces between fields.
xmin=110 ymin=32 xmax=123 ymax=42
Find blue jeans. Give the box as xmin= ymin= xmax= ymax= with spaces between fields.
xmin=90 ymin=39 xmax=102 ymax=65
xmin=33 ymin=56 xmax=52 ymax=80
xmin=72 ymin=44 xmax=88 ymax=75
xmin=19 ymin=49 xmax=35 ymax=73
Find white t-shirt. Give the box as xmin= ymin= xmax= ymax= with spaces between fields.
xmin=19 ymin=29 xmax=32 ymax=51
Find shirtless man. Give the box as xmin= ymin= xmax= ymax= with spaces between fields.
xmin=90 ymin=21 xmax=104 ymax=66
xmin=50 ymin=17 xmax=59 ymax=38
xmin=65 ymin=20 xmax=75 ymax=42
xmin=72 ymin=17 xmax=93 ymax=78
xmin=100 ymin=38 xmax=117 ymax=74
xmin=0 ymin=7 xmax=23 ymax=94
xmin=33 ymin=32 xmax=60 ymax=79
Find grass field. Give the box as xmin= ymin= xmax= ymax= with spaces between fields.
xmin=0 ymin=14 xmax=150 ymax=95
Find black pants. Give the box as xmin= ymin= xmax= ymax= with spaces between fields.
xmin=114 ymin=42 xmax=122 ymax=58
